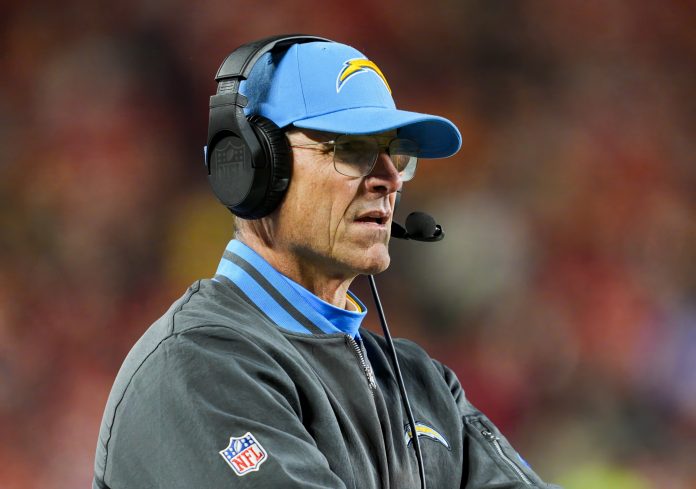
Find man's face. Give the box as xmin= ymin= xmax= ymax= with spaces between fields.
xmin=273 ymin=128 xmax=403 ymax=278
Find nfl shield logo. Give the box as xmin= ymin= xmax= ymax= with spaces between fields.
xmin=219 ymin=432 xmax=268 ymax=476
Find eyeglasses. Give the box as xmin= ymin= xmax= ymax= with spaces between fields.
xmin=290 ymin=135 xmax=419 ymax=181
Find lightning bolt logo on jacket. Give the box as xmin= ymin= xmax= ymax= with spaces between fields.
xmin=404 ymin=422 xmax=451 ymax=450
xmin=336 ymin=58 xmax=392 ymax=94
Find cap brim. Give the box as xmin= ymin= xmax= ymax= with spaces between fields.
xmin=291 ymin=107 xmax=462 ymax=158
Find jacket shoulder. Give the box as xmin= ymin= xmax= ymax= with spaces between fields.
xmin=93 ymin=278 xmax=282 ymax=483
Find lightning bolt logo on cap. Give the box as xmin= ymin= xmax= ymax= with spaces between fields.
xmin=336 ymin=58 xmax=392 ymax=94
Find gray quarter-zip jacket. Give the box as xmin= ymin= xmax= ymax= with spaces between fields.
xmin=93 ymin=277 xmax=560 ymax=488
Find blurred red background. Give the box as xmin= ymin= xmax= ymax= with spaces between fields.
xmin=1 ymin=1 xmax=695 ymax=487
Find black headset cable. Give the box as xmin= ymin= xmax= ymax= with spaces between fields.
xmin=368 ymin=274 xmax=427 ymax=489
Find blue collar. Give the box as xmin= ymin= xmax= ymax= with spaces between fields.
xmin=214 ymin=240 xmax=367 ymax=338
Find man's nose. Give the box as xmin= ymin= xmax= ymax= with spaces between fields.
xmin=365 ymin=152 xmax=402 ymax=194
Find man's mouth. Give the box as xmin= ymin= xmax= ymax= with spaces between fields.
xmin=354 ymin=211 xmax=390 ymax=226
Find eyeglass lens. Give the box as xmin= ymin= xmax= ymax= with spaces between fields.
xmin=333 ymin=136 xmax=419 ymax=181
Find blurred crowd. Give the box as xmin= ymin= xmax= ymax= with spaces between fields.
xmin=1 ymin=0 xmax=694 ymax=487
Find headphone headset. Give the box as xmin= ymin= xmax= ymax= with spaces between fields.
xmin=205 ymin=34 xmax=332 ymax=219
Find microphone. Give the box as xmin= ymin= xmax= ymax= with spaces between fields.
xmin=391 ymin=211 xmax=444 ymax=242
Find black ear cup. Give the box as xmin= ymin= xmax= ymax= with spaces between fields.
xmin=207 ymin=35 xmax=331 ymax=219
xmin=207 ymin=115 xmax=291 ymax=219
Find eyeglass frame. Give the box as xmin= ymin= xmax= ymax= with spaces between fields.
xmin=288 ymin=134 xmax=419 ymax=181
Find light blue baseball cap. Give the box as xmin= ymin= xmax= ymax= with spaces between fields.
xmin=239 ymin=41 xmax=462 ymax=158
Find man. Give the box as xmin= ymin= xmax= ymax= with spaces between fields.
xmin=93 ymin=36 xmax=560 ymax=488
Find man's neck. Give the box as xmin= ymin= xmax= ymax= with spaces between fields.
xmin=238 ymin=236 xmax=356 ymax=309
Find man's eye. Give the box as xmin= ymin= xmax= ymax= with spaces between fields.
xmin=337 ymin=141 xmax=369 ymax=153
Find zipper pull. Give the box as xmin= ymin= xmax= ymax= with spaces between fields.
xmin=481 ymin=429 xmax=497 ymax=441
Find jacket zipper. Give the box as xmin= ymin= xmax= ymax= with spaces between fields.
xmin=480 ymin=429 xmax=532 ymax=485
xmin=345 ymin=335 xmax=377 ymax=393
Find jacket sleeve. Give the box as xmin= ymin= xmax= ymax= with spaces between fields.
xmin=434 ymin=361 xmax=563 ymax=489
xmin=103 ymin=326 xmax=348 ymax=489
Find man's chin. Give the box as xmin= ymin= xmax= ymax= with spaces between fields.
xmin=330 ymin=239 xmax=391 ymax=276
xmin=352 ymin=248 xmax=391 ymax=275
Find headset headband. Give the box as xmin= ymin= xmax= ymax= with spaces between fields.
xmin=215 ymin=34 xmax=331 ymax=82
